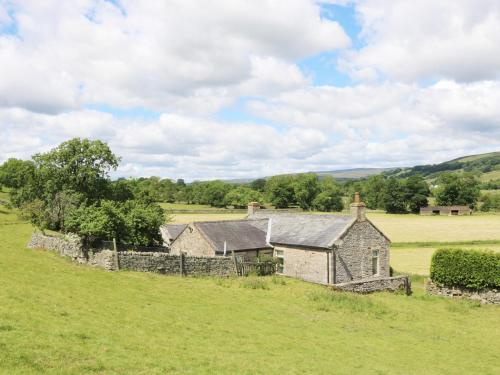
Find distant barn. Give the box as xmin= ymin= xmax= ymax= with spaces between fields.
xmin=420 ymin=206 xmax=472 ymax=216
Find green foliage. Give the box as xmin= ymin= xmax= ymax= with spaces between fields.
xmin=383 ymin=178 xmax=407 ymax=213
xmin=430 ymin=248 xmax=500 ymax=290
xmin=405 ymin=175 xmax=430 ymax=213
xmin=312 ymin=176 xmax=344 ymax=212
xmin=224 ymin=186 xmax=263 ymax=208
xmin=434 ymin=173 xmax=480 ymax=208
xmin=250 ymin=178 xmax=267 ymax=192
xmin=480 ymin=193 xmax=500 ymax=212
xmin=33 ymin=138 xmax=119 ymax=204
xmin=265 ymin=175 xmax=295 ymax=208
xmin=293 ymin=173 xmax=320 ymax=210
xmin=240 ymin=278 xmax=270 ymax=290
xmin=362 ymin=175 xmax=386 ymax=209
xmin=65 ymin=200 xmax=165 ymax=246
xmin=0 ymin=158 xmax=36 ymax=189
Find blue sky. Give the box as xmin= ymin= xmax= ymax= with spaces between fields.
xmin=1 ymin=0 xmax=499 ymax=180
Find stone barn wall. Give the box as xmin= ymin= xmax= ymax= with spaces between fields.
xmin=27 ymin=233 xmax=236 ymax=277
xmin=335 ymin=220 xmax=390 ymax=283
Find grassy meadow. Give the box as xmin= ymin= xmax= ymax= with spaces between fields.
xmin=1 ymin=192 xmax=500 ymax=373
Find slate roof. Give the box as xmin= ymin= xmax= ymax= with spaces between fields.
xmin=161 ymin=224 xmax=188 ymax=242
xmin=248 ymin=212 xmax=356 ymax=249
xmin=194 ymin=220 xmax=271 ymax=253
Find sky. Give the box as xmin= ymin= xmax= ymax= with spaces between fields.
xmin=1 ymin=0 xmax=500 ymax=181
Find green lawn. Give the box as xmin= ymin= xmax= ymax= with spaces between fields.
xmin=1 ymin=203 xmax=499 ymax=374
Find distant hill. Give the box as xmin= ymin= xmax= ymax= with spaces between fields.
xmin=384 ymin=151 xmax=500 ymax=182
xmin=224 ymin=167 xmax=395 ymax=184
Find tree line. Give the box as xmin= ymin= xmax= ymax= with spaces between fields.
xmin=0 ymin=138 xmax=165 ymax=246
xmin=0 ymin=138 xmax=491 ymax=238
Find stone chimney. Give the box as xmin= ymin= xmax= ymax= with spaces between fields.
xmin=247 ymin=202 xmax=261 ymax=216
xmin=350 ymin=192 xmax=366 ymax=221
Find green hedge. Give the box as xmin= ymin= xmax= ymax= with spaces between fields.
xmin=430 ymin=248 xmax=500 ymax=290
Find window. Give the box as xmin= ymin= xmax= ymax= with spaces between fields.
xmin=372 ymin=249 xmax=379 ymax=276
xmin=275 ymin=250 xmax=284 ymax=274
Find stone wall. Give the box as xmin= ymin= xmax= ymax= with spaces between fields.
xmin=426 ymin=280 xmax=499 ymax=304
xmin=170 ymin=224 xmax=215 ymax=257
xmin=335 ymin=220 xmax=390 ymax=283
xmin=27 ymin=233 xmax=236 ymax=277
xmin=331 ymin=275 xmax=411 ymax=294
xmin=276 ymin=245 xmax=330 ymax=284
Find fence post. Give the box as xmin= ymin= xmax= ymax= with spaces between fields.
xmin=231 ymin=250 xmax=239 ymax=276
xmin=112 ymin=237 xmax=120 ymax=271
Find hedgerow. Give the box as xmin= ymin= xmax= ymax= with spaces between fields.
xmin=430 ymin=248 xmax=500 ymax=290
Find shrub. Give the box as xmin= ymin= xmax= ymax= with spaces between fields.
xmin=430 ymin=248 xmax=500 ymax=290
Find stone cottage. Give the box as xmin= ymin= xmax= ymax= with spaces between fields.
xmin=160 ymin=224 xmax=188 ymax=247
xmin=169 ymin=194 xmax=391 ymax=285
xmin=170 ymin=220 xmax=273 ymax=260
xmin=246 ymin=194 xmax=390 ymax=284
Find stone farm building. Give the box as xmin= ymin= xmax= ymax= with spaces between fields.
xmin=420 ymin=205 xmax=472 ymax=216
xmin=165 ymin=194 xmax=391 ymax=285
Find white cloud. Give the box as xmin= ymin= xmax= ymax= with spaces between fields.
xmin=342 ymin=0 xmax=500 ymax=82
xmin=0 ymin=0 xmax=349 ymax=114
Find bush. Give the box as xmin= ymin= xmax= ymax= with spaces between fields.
xmin=430 ymin=248 xmax=500 ymax=290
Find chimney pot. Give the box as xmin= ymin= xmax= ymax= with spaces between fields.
xmin=350 ymin=192 xmax=366 ymax=221
xmin=247 ymin=202 xmax=260 ymax=216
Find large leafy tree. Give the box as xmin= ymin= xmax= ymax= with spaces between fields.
xmin=224 ymin=186 xmax=263 ymax=208
xmin=434 ymin=173 xmax=480 ymax=208
xmin=265 ymin=175 xmax=295 ymax=208
xmin=383 ymin=178 xmax=407 ymax=213
xmin=405 ymin=175 xmax=430 ymax=213
xmin=362 ymin=175 xmax=386 ymax=209
xmin=312 ymin=176 xmax=344 ymax=212
xmin=293 ymin=173 xmax=320 ymax=210
xmin=33 ymin=138 xmax=120 ymax=204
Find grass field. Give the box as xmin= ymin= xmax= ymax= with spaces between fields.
xmin=0 ymin=206 xmax=499 ymax=374
xmin=1 ymin=191 xmax=499 ymax=373
xmin=391 ymin=244 xmax=500 ymax=275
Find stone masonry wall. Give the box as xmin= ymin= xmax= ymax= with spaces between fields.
xmin=28 ymin=233 xmax=236 ymax=277
xmin=332 ymin=275 xmax=411 ymax=294
xmin=426 ymin=280 xmax=499 ymax=305
xmin=335 ymin=220 xmax=390 ymax=283
xmin=170 ymin=224 xmax=214 ymax=257
xmin=276 ymin=245 xmax=330 ymax=284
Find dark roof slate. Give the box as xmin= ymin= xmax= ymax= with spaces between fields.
xmin=248 ymin=212 xmax=356 ymax=249
xmin=161 ymin=224 xmax=188 ymax=241
xmin=194 ymin=220 xmax=271 ymax=253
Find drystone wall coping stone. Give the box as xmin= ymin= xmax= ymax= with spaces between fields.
xmin=330 ymin=275 xmax=411 ymax=294
xmin=426 ymin=280 xmax=499 ymax=305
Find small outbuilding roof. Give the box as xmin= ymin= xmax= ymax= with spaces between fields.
xmin=161 ymin=224 xmax=188 ymax=243
xmin=248 ymin=212 xmax=356 ymax=249
xmin=194 ymin=220 xmax=271 ymax=253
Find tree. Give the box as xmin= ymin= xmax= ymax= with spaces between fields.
xmin=224 ymin=186 xmax=263 ymax=208
xmin=33 ymin=138 xmax=120 ymax=204
xmin=434 ymin=173 xmax=480 ymax=208
xmin=383 ymin=178 xmax=407 ymax=213
xmin=405 ymin=175 xmax=430 ymax=213
xmin=250 ymin=178 xmax=266 ymax=192
xmin=203 ymin=180 xmax=231 ymax=207
xmin=293 ymin=174 xmax=320 ymax=210
xmin=265 ymin=175 xmax=295 ymax=208
xmin=0 ymin=158 xmax=36 ymax=189
xmin=313 ymin=176 xmax=343 ymax=212
xmin=362 ymin=175 xmax=386 ymax=209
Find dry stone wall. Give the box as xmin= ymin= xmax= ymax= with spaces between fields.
xmin=331 ymin=275 xmax=411 ymax=294
xmin=27 ymin=233 xmax=236 ymax=277
xmin=426 ymin=280 xmax=499 ymax=305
